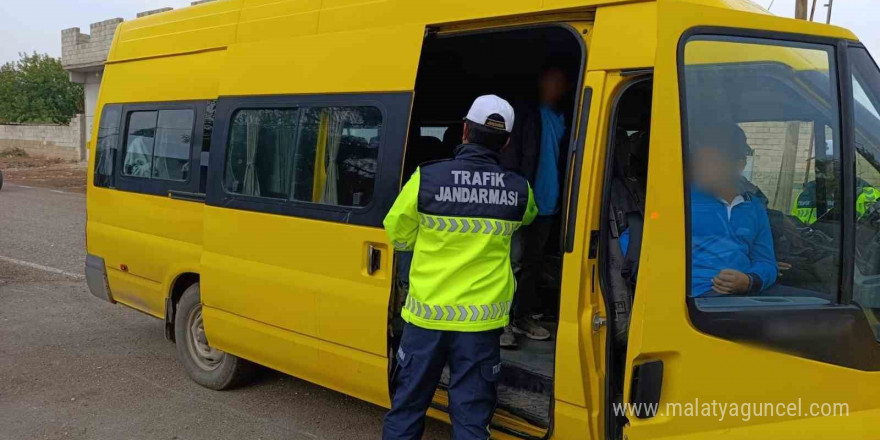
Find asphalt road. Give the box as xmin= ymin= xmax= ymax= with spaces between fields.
xmin=0 ymin=183 xmax=449 ymax=440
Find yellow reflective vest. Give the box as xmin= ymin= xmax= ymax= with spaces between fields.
xmin=792 ymin=181 xmax=880 ymax=224
xmin=384 ymin=144 xmax=538 ymax=332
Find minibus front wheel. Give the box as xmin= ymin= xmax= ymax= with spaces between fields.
xmin=174 ymin=283 xmax=255 ymax=390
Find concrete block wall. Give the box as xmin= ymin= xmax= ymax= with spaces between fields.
xmin=61 ymin=0 xmax=221 ymax=145
xmin=736 ymin=121 xmax=880 ymax=210
xmin=741 ymin=121 xmax=815 ymax=210
xmin=61 ymin=18 xmax=122 ymax=70
xmin=0 ymin=115 xmax=86 ymax=161
xmin=136 ymin=0 xmax=217 ymax=18
xmin=137 ymin=8 xmax=174 ymax=18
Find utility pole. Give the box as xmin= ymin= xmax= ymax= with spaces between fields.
xmin=795 ymin=0 xmax=808 ymax=20
xmin=825 ymin=0 xmax=834 ymax=24
xmin=809 ymin=0 xmax=818 ymax=21
xmin=774 ymin=0 xmax=810 ymax=211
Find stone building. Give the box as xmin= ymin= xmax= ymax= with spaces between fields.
xmin=61 ymin=18 xmax=122 ymax=143
xmin=60 ymin=1 xmax=217 ymax=143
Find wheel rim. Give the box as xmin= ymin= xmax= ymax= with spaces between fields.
xmin=185 ymin=305 xmax=224 ymax=371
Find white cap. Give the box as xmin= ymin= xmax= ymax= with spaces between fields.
xmin=465 ymin=95 xmax=515 ymax=133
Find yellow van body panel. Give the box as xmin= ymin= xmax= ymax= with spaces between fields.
xmin=619 ymin=1 xmax=880 ymax=440
xmin=86 ymin=0 xmax=880 ymax=438
xmin=203 ymin=305 xmax=390 ymax=406
xmin=589 ymin=2 xmax=657 ymax=71
xmin=101 ymin=49 xmax=226 ymax=103
xmin=220 ymin=24 xmax=426 ymax=96
xmin=87 ymin=192 xmax=204 ymax=317
xmin=110 ymin=0 xmax=241 ymax=61
xmin=201 ymin=210 xmax=392 ymax=355
xmin=236 ymin=0 xmax=321 ymax=43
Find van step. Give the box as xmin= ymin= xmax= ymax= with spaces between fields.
xmin=440 ymin=350 xmax=553 ymax=429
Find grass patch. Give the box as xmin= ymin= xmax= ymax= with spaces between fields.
xmin=0 ymin=148 xmax=29 ymax=158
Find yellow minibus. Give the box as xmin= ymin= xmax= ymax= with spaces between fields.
xmin=85 ymin=0 xmax=880 ymax=438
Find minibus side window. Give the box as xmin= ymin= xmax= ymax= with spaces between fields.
xmin=682 ymin=36 xmax=842 ymax=305
xmin=122 ymin=109 xmax=195 ymax=181
xmin=295 ymin=107 xmax=380 ymax=207
xmin=225 ymin=106 xmax=382 ymax=208
xmin=94 ymin=105 xmax=122 ymax=188
xmin=225 ymin=108 xmax=299 ymax=199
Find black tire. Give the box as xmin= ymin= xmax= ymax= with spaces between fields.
xmin=174 ymin=283 xmax=255 ymax=390
xmin=0 ymin=170 xmax=4 ymax=191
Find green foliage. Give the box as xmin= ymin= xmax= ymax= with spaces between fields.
xmin=0 ymin=52 xmax=84 ymax=125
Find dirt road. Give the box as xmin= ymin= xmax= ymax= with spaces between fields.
xmin=0 ymin=182 xmax=449 ymax=439
xmin=0 ymin=153 xmax=87 ymax=193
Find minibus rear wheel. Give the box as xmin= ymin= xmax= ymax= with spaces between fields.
xmin=174 ymin=283 xmax=255 ymax=390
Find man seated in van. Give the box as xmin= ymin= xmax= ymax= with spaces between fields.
xmin=689 ymin=126 xmax=778 ymax=296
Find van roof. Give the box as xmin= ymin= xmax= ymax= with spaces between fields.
xmin=108 ymin=0 xmax=855 ymax=64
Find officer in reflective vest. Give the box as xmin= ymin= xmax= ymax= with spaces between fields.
xmin=382 ymin=95 xmax=538 ymax=440
xmin=792 ymin=178 xmax=880 ymax=224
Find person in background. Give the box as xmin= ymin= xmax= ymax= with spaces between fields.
xmin=792 ymin=177 xmax=880 ymax=225
xmin=501 ymin=66 xmax=571 ymax=348
xmin=689 ymin=126 xmax=778 ymax=296
xmin=382 ymin=95 xmax=537 ymax=440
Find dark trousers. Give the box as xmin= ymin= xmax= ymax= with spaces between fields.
xmin=511 ymin=215 xmax=554 ymax=319
xmin=383 ymin=324 xmax=502 ymax=440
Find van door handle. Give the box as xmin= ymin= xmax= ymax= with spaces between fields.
xmin=367 ymin=245 xmax=381 ymax=275
xmin=630 ymin=360 xmax=664 ymax=418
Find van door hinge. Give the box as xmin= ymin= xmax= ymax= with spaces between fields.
xmin=592 ymin=313 xmax=607 ymax=332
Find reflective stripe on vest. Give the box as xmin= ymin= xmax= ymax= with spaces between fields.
xmin=418 ymin=213 xmax=520 ymax=236
xmin=404 ymin=295 xmax=511 ymax=322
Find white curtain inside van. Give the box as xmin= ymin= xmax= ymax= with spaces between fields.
xmin=243 ymin=112 xmax=261 ymax=196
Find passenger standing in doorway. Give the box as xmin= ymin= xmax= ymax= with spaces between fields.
xmin=382 ymin=95 xmax=538 ymax=440
xmin=501 ymin=67 xmax=571 ymax=348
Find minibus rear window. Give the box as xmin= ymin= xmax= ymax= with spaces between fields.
xmin=682 ymin=35 xmax=842 ymax=304
xmin=94 ymin=105 xmax=122 ymax=188
xmin=224 ymin=106 xmax=382 ymax=208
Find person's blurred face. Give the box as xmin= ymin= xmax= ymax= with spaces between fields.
xmin=539 ymin=69 xmax=568 ymax=107
xmin=690 ymin=147 xmax=741 ymax=194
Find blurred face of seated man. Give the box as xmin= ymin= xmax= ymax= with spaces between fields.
xmin=689 ymin=127 xmax=778 ymax=297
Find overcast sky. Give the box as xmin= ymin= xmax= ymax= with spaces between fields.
xmin=1 ymin=0 xmax=878 ymax=65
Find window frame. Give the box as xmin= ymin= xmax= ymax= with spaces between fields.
xmin=113 ymin=101 xmax=207 ymax=197
xmin=206 ymin=93 xmax=412 ymax=228
xmin=677 ymin=27 xmax=880 ymax=370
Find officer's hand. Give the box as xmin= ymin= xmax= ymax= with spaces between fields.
xmin=712 ymin=269 xmax=751 ymax=294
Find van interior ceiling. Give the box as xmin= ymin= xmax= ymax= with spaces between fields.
xmin=391 ymin=25 xmax=584 ymax=432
